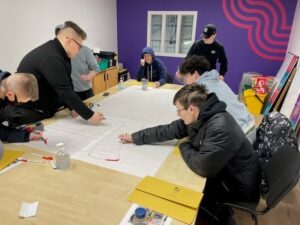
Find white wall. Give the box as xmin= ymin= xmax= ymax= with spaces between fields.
xmin=0 ymin=0 xmax=117 ymax=72
xmin=288 ymin=0 xmax=300 ymax=56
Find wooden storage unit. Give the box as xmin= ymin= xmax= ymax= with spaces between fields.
xmin=92 ymin=67 xmax=118 ymax=95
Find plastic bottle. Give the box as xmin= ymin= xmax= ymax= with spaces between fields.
xmin=55 ymin=143 xmax=70 ymax=170
xmin=133 ymin=207 xmax=147 ymax=225
xmin=141 ymin=78 xmax=148 ymax=90
xmin=119 ymin=76 xmax=125 ymax=90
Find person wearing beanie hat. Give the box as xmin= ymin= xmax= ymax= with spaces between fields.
xmin=187 ymin=23 xmax=228 ymax=80
xmin=137 ymin=47 xmax=168 ymax=87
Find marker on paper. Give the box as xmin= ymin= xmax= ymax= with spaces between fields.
xmin=50 ymin=160 xmax=57 ymax=169
xmin=105 ymin=158 xmax=120 ymax=161
xmin=18 ymin=159 xmax=44 ymax=163
xmin=88 ymin=103 xmax=101 ymax=109
xmin=31 ymin=153 xmax=53 ymax=160
xmin=38 ymin=136 xmax=48 ymax=144
xmin=122 ymin=132 xmax=125 ymax=144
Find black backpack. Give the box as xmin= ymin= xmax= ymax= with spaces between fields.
xmin=255 ymin=111 xmax=299 ymax=195
xmin=256 ymin=111 xmax=299 ymax=163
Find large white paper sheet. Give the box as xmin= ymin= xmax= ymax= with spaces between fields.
xmin=24 ymin=86 xmax=179 ymax=177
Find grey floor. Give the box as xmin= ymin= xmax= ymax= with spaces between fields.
xmin=234 ymin=183 xmax=300 ymax=225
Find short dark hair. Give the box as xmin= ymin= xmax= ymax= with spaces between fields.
xmin=173 ymin=83 xmax=208 ymax=109
xmin=180 ymin=55 xmax=210 ymax=76
xmin=62 ymin=21 xmax=87 ymax=40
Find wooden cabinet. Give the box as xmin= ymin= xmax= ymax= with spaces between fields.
xmin=92 ymin=67 xmax=118 ymax=95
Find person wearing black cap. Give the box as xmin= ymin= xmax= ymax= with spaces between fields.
xmin=187 ymin=24 xmax=228 ymax=80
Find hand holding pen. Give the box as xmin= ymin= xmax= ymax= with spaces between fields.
xmin=29 ymin=130 xmax=48 ymax=144
xmin=118 ymin=133 xmax=133 ymax=144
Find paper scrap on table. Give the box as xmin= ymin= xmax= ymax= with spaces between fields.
xmin=19 ymin=201 xmax=39 ymax=218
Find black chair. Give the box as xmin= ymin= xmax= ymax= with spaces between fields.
xmin=214 ymin=145 xmax=300 ymax=225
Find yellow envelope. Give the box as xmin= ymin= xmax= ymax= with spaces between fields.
xmin=127 ymin=176 xmax=203 ymax=224
xmin=0 ymin=149 xmax=25 ymax=171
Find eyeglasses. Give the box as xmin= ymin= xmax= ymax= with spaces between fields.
xmin=70 ymin=38 xmax=82 ymax=49
xmin=176 ymin=107 xmax=187 ymax=114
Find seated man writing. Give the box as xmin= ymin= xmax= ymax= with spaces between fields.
xmin=119 ymin=83 xmax=260 ymax=225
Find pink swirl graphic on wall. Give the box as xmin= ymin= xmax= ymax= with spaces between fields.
xmin=222 ymin=0 xmax=292 ymax=61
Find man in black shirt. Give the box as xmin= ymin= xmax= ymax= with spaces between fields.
xmin=187 ymin=24 xmax=228 ymax=80
xmin=15 ymin=21 xmax=104 ymax=126
xmin=0 ymin=72 xmax=45 ymax=142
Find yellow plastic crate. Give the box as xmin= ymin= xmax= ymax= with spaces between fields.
xmin=243 ymin=89 xmax=267 ymax=115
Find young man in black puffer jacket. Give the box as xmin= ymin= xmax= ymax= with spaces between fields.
xmin=119 ymin=83 xmax=261 ymax=225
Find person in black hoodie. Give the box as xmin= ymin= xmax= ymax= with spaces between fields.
xmin=119 ymin=83 xmax=260 ymax=225
xmin=14 ymin=21 xmax=104 ymax=126
xmin=137 ymin=47 xmax=168 ymax=88
xmin=0 ymin=72 xmax=44 ymax=142
xmin=187 ymin=24 xmax=228 ymax=80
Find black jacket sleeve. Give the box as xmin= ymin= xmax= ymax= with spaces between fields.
xmin=218 ymin=45 xmax=228 ymax=76
xmin=156 ymin=60 xmax=167 ymax=85
xmin=137 ymin=65 xmax=145 ymax=81
xmin=41 ymin=56 xmax=94 ymax=120
xmin=179 ymin=125 xmax=238 ymax=178
xmin=132 ymin=119 xmax=188 ymax=145
xmin=0 ymin=125 xmax=30 ymax=142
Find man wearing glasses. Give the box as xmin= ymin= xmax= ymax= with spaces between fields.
xmin=119 ymin=83 xmax=260 ymax=225
xmin=55 ymin=24 xmax=100 ymax=102
xmin=12 ymin=21 xmax=104 ymax=126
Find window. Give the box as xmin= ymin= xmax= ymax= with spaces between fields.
xmin=147 ymin=11 xmax=197 ymax=57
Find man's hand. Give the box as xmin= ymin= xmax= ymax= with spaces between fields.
xmin=80 ymin=71 xmax=97 ymax=82
xmin=118 ymin=133 xmax=133 ymax=143
xmin=155 ymin=81 xmax=161 ymax=88
xmin=29 ymin=130 xmax=44 ymax=141
xmin=219 ymin=75 xmax=225 ymax=80
xmin=88 ymin=112 xmax=105 ymax=125
xmin=140 ymin=59 xmax=145 ymax=66
xmin=71 ymin=110 xmax=79 ymax=118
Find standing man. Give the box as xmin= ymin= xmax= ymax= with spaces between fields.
xmin=71 ymin=45 xmax=99 ymax=101
xmin=187 ymin=24 xmax=228 ymax=80
xmin=55 ymin=24 xmax=99 ymax=101
xmin=15 ymin=21 xmax=104 ymax=126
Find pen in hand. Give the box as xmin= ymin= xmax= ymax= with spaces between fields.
xmin=122 ymin=132 xmax=125 ymax=144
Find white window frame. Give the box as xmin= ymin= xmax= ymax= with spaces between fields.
xmin=147 ymin=11 xmax=198 ymax=57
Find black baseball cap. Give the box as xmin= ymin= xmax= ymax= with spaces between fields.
xmin=202 ymin=24 xmax=217 ymax=39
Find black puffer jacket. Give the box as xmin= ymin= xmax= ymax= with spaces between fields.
xmin=132 ymin=93 xmax=260 ymax=197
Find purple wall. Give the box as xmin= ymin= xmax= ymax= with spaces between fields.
xmin=117 ymin=0 xmax=297 ymax=93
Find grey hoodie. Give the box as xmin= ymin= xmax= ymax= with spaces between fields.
xmin=197 ymin=69 xmax=255 ymax=133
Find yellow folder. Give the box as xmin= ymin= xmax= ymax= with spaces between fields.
xmin=127 ymin=176 xmax=203 ymax=224
xmin=0 ymin=149 xmax=25 ymax=171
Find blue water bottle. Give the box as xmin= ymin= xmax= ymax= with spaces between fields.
xmin=133 ymin=207 xmax=147 ymax=225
